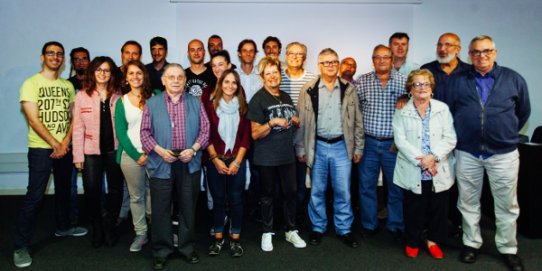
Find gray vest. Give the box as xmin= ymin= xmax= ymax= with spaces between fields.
xmin=145 ymin=92 xmax=203 ymax=179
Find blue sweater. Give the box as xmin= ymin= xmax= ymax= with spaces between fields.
xmin=447 ymin=63 xmax=530 ymax=156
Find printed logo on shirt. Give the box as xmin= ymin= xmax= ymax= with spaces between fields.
xmin=38 ymin=86 xmax=72 ymax=134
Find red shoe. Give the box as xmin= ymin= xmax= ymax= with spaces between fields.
xmin=405 ymin=246 xmax=419 ymax=258
xmin=428 ymin=244 xmax=444 ymax=259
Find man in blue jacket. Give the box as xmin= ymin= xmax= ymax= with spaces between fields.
xmin=448 ymin=35 xmax=530 ymax=271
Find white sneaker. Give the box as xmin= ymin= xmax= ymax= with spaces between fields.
xmin=129 ymin=234 xmax=148 ymax=252
xmin=285 ymin=230 xmax=306 ymax=248
xmin=261 ymin=232 xmax=274 ymax=252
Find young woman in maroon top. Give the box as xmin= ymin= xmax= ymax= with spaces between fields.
xmin=204 ymin=69 xmax=250 ymax=257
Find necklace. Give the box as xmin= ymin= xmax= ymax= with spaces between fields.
xmin=131 ymin=92 xmax=141 ymax=99
xmin=268 ymin=91 xmax=282 ymax=105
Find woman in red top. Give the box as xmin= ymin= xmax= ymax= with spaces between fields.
xmin=204 ymin=69 xmax=250 ymax=257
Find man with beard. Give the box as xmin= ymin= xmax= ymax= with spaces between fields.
xmin=146 ymin=36 xmax=169 ymax=91
xmin=420 ymin=33 xmax=471 ymax=104
xmin=68 ymin=47 xmax=90 ymax=91
xmin=339 ymin=57 xmax=357 ymax=83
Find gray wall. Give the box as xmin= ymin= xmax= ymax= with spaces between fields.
xmin=0 ymin=0 xmax=540 ymax=191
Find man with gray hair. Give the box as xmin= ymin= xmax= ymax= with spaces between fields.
xmin=296 ymin=48 xmax=363 ymax=248
xmin=448 ymin=35 xmax=530 ymax=271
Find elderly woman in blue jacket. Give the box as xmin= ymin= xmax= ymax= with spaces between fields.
xmin=392 ymin=69 xmax=457 ymax=259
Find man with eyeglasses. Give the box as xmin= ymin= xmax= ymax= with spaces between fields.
xmin=420 ymin=33 xmax=470 ymax=103
xmin=339 ymin=57 xmax=357 ymax=83
xmin=141 ymin=63 xmax=210 ymax=269
xmin=354 ymin=44 xmax=406 ymax=244
xmin=280 ymin=42 xmax=317 ymax=229
xmin=68 ymin=47 xmax=90 ymax=91
xmin=14 ymin=41 xmax=88 ymax=268
xmin=389 ymin=32 xmax=419 ymax=77
xmin=447 ymin=35 xmax=530 ymax=271
xmin=296 ymin=48 xmax=363 ymax=248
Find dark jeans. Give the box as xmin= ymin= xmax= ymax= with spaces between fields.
xmin=82 ymin=151 xmax=123 ymax=229
xmin=259 ymin=163 xmax=297 ymax=233
xmin=403 ymin=181 xmax=449 ymax=248
xmin=150 ymin=161 xmax=200 ymax=258
xmin=207 ymin=159 xmax=246 ymax=234
xmin=14 ymin=148 xmax=73 ymax=249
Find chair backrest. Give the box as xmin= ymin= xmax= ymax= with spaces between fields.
xmin=531 ymin=126 xmax=542 ymax=143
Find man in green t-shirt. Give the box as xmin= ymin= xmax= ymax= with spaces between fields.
xmin=13 ymin=41 xmax=87 ymax=269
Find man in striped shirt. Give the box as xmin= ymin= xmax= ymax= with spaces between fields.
xmin=280 ymin=42 xmax=317 ymax=228
xmin=354 ymin=44 xmax=406 ymax=243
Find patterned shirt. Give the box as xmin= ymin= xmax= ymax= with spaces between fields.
xmin=280 ymin=70 xmax=317 ymax=107
xmin=141 ymin=93 xmax=210 ymax=153
xmin=239 ymin=65 xmax=263 ymax=102
xmin=415 ymin=103 xmax=432 ymax=181
xmin=355 ymin=70 xmax=406 ymax=138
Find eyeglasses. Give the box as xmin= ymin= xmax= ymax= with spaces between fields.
xmin=372 ymin=56 xmax=392 ymax=61
xmin=319 ymin=60 xmax=339 ymax=67
xmin=95 ymin=68 xmax=111 ymax=74
xmin=287 ymin=52 xmax=304 ymax=57
xmin=469 ymin=49 xmax=495 ymax=57
xmin=412 ymin=82 xmax=432 ymax=89
xmin=437 ymin=43 xmax=458 ymax=49
xmin=45 ymin=51 xmax=64 ymax=58
xmin=166 ymin=75 xmax=184 ymax=81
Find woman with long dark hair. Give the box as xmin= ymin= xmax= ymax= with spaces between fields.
xmin=73 ymin=56 xmax=124 ymax=248
xmin=115 ymin=60 xmax=155 ymax=252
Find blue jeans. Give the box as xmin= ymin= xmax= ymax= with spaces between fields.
xmin=14 ymin=148 xmax=73 ymax=249
xmin=358 ymin=137 xmax=404 ymax=231
xmin=207 ymin=159 xmax=246 ymax=234
xmin=309 ymin=140 xmax=353 ymax=235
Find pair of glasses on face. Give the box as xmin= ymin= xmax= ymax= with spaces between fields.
xmin=412 ymin=82 xmax=432 ymax=89
xmin=319 ymin=60 xmax=339 ymax=67
xmin=95 ymin=68 xmax=111 ymax=74
xmin=469 ymin=49 xmax=495 ymax=57
xmin=166 ymin=75 xmax=184 ymax=81
xmin=45 ymin=51 xmax=64 ymax=58
xmin=372 ymin=56 xmax=392 ymax=61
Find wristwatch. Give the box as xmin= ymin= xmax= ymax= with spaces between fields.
xmin=190 ymin=147 xmax=197 ymax=157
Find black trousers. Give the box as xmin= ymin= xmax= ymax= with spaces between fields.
xmin=150 ymin=161 xmax=200 ymax=258
xmin=82 ymin=151 xmax=123 ymax=229
xmin=258 ymin=163 xmax=297 ymax=233
xmin=403 ymin=180 xmax=449 ymax=248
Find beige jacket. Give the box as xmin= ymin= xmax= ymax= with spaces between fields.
xmin=295 ymin=77 xmax=364 ymax=168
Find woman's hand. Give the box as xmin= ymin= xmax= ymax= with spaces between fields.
xmin=75 ymin=162 xmax=84 ymax=170
xmin=213 ymin=158 xmax=229 ymax=175
xmin=227 ymin=160 xmax=241 ymax=175
xmin=136 ymin=153 xmax=147 ymax=166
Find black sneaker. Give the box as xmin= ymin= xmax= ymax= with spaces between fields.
xmin=230 ymin=240 xmax=244 ymax=257
xmin=208 ymin=238 xmax=224 ymax=256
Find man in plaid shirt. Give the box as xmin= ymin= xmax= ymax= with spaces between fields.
xmin=354 ymin=44 xmax=406 ymax=243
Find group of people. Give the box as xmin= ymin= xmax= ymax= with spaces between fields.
xmin=14 ymin=32 xmax=530 ymax=271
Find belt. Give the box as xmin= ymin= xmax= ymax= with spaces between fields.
xmin=365 ymin=134 xmax=393 ymax=141
xmin=217 ymin=154 xmax=235 ymax=161
xmin=316 ymin=135 xmax=344 ymax=144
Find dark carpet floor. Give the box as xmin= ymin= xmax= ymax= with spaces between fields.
xmin=1 ymin=195 xmax=540 ymax=271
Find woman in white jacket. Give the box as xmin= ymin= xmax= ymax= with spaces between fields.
xmin=392 ymin=69 xmax=457 ymax=259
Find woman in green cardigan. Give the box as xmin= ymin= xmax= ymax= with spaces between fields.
xmin=115 ymin=60 xmax=157 ymax=252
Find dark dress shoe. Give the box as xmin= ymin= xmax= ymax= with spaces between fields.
xmin=339 ymin=233 xmax=359 ymax=248
xmin=153 ymin=257 xmax=166 ymax=270
xmin=460 ymin=246 xmax=479 ymax=263
xmin=388 ymin=229 xmax=405 ymax=245
xmin=182 ymin=252 xmax=200 ymax=264
xmin=360 ymin=228 xmax=378 ymax=238
xmin=501 ymin=254 xmax=524 ymax=271
xmin=309 ymin=231 xmax=323 ymax=246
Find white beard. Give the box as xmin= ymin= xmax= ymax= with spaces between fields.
xmin=437 ymin=52 xmax=457 ymax=64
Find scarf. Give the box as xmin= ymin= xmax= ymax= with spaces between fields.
xmin=216 ymin=96 xmax=240 ymax=153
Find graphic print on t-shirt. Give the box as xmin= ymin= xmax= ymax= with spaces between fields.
xmin=266 ymin=103 xmax=297 ymax=132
